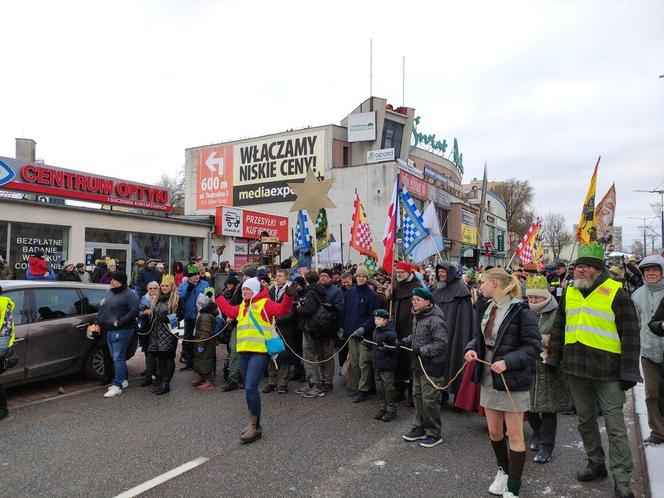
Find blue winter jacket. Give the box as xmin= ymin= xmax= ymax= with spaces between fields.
xmin=343 ymin=284 xmax=379 ymax=339
xmin=178 ymin=279 xmax=209 ymax=320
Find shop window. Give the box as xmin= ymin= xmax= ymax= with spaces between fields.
xmin=34 ymin=288 xmax=82 ymax=320
xmin=85 ymin=227 xmax=129 ymax=244
xmin=343 ymin=146 xmax=349 ymax=166
xmin=131 ymin=233 xmax=169 ymax=269
xmin=381 ymin=120 xmax=404 ymax=158
xmin=9 ymin=222 xmax=69 ymax=279
xmin=171 ymin=236 xmax=204 ymax=267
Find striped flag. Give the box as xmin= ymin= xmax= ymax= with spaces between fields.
xmin=382 ymin=177 xmax=398 ymax=271
xmin=515 ymin=217 xmax=541 ymax=264
xmin=350 ymin=190 xmax=378 ymax=259
xmin=401 ymin=187 xmax=430 ymax=257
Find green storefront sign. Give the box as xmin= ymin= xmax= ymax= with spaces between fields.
xmin=497 ymin=234 xmax=505 ymax=252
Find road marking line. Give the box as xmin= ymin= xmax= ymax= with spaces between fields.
xmin=113 ymin=457 xmax=209 ymax=498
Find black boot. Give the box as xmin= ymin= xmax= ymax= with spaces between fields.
xmin=614 ymin=481 xmax=634 ymax=498
xmin=154 ymin=382 xmax=170 ymax=395
xmin=140 ymin=376 xmax=152 ymax=387
xmin=576 ymin=461 xmax=608 ymax=482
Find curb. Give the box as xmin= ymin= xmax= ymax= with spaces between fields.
xmin=634 ymin=381 xmax=664 ymax=498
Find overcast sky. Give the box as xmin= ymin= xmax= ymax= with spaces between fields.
xmin=2 ymin=0 xmax=663 ymax=250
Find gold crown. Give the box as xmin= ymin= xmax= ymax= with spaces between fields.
xmin=161 ymin=274 xmax=175 ymax=285
xmin=526 ymin=275 xmax=548 ymax=290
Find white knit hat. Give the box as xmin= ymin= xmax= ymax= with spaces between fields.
xmin=242 ymin=277 xmax=261 ymax=298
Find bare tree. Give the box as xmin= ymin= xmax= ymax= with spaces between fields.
xmin=630 ymin=240 xmax=644 ymax=258
xmin=490 ymin=179 xmax=535 ymax=255
xmin=541 ymin=213 xmax=572 ymax=262
xmin=155 ymin=166 xmax=185 ymax=215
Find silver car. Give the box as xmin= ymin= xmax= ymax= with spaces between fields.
xmin=0 ymin=280 xmax=138 ymax=387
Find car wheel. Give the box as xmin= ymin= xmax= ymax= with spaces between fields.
xmin=83 ymin=343 xmax=107 ymax=380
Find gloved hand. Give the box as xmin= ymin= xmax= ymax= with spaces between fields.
xmin=648 ymin=320 xmax=664 ymax=336
xmin=400 ymin=336 xmax=412 ymax=347
xmin=620 ymin=380 xmax=636 ymax=391
xmin=167 ymin=313 xmax=178 ymax=328
xmin=411 ymin=346 xmax=420 ymax=356
xmin=285 ymin=282 xmax=300 ymax=297
xmin=350 ymin=327 xmax=365 ymax=339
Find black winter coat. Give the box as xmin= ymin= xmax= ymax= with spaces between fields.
xmin=270 ymin=284 xmax=299 ymax=363
xmin=96 ymin=286 xmax=139 ymax=331
xmin=296 ymin=283 xmax=327 ymax=332
xmin=57 ymin=269 xmax=81 ymax=282
xmin=406 ymin=304 xmax=448 ymax=377
xmin=466 ymin=299 xmax=541 ymax=392
xmin=369 ymin=322 xmax=398 ymax=371
xmin=647 ymin=297 xmax=664 ymax=416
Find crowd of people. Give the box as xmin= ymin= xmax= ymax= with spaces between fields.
xmin=2 ymin=245 xmax=664 ymax=498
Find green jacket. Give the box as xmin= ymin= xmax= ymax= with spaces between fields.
xmin=530 ymin=308 xmax=570 ymax=413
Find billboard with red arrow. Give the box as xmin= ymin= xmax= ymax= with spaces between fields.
xmin=196 ymin=145 xmax=233 ymax=209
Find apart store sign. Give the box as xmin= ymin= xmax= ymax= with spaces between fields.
xmin=215 ymin=206 xmax=289 ymax=241
xmin=347 ymin=112 xmax=376 ymax=142
xmin=367 ymin=148 xmax=395 ymax=164
xmin=0 ymin=158 xmax=171 ymax=211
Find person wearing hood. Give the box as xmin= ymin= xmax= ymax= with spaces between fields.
xmin=95 ymin=272 xmax=139 ymax=398
xmin=524 ymin=275 xmax=569 ymax=464
xmin=631 ymin=255 xmax=664 ymax=445
xmin=178 ymin=264 xmax=210 ymax=371
xmin=216 ymin=277 xmax=298 ymax=444
xmin=191 ymin=287 xmax=220 ymax=390
xmin=464 ymin=268 xmax=541 ymax=497
xmin=146 ymin=275 xmax=184 ymax=395
xmin=432 ymin=261 xmax=474 ymax=400
xmin=135 ymin=259 xmax=162 ymax=297
xmin=400 ymin=287 xmax=449 ymax=449
xmin=392 ymin=261 xmax=424 ymax=405
xmin=57 ymin=261 xmax=81 ymax=282
xmin=173 ymin=261 xmax=185 ymax=287
xmin=295 ymin=270 xmax=331 ymax=399
xmin=547 ymin=244 xmax=640 ymax=498
xmin=26 ymin=250 xmax=55 ymax=280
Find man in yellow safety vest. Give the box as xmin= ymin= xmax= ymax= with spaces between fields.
xmin=547 ymin=243 xmax=640 ymax=498
xmin=0 ymin=286 xmax=17 ymax=421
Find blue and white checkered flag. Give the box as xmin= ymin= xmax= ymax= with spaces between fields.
xmin=400 ymin=188 xmax=430 ymax=257
xmin=295 ymin=210 xmax=311 ymax=254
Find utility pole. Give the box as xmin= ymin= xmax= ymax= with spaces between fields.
xmin=635 ymin=187 xmax=664 ymax=251
xmin=629 ymin=216 xmax=656 ymax=257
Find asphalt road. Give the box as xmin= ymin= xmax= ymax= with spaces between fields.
xmin=0 ymin=370 xmax=647 ymax=498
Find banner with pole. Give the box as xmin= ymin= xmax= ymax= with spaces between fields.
xmin=576 ymin=156 xmax=600 ymax=244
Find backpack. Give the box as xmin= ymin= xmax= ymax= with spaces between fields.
xmin=303 ymin=291 xmax=338 ymax=338
xmin=214 ymin=315 xmax=232 ymax=344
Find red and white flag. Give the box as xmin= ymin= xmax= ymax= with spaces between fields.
xmin=382 ymin=178 xmax=398 ymax=271
xmin=350 ymin=190 xmax=378 ymax=260
xmin=515 ymin=217 xmax=541 ymax=263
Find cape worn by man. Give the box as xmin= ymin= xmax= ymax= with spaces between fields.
xmin=432 ymin=262 xmax=474 ymax=395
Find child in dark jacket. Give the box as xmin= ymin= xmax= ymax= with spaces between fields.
xmin=365 ymin=309 xmax=399 ymax=422
xmin=192 ymin=287 xmax=219 ymax=390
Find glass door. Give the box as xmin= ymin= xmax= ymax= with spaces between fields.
xmin=85 ymin=244 xmax=130 ymax=274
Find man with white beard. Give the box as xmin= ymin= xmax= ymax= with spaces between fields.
xmin=547 ymin=243 xmax=640 ymax=498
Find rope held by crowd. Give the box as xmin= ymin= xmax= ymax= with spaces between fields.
xmin=134 ymin=318 xmax=232 ymax=344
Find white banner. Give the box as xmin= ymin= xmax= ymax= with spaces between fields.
xmin=348 ymin=112 xmax=376 ymax=142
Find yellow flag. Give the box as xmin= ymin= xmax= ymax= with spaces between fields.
xmin=576 ymin=156 xmax=600 ymax=244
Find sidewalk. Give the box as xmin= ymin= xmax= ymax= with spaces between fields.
xmin=634 ymin=381 xmax=664 ymax=498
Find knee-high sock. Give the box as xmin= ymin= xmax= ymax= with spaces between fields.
xmin=490 ymin=437 xmax=509 ymax=472
xmin=507 ymin=450 xmax=526 ymax=495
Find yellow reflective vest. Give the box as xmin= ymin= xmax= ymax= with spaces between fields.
xmin=0 ymin=295 xmax=16 ymax=348
xmin=236 ymin=298 xmax=273 ymax=354
xmin=564 ymin=278 xmax=621 ymax=354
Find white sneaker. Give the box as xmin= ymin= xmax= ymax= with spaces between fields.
xmin=104 ymin=385 xmax=123 ymax=398
xmin=121 ymin=380 xmax=129 ymax=389
xmin=488 ymin=468 xmax=508 ymax=495
xmin=503 ymin=492 xmax=517 ymax=498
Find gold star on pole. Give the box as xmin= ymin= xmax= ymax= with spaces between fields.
xmin=288 ymin=168 xmax=336 ymax=214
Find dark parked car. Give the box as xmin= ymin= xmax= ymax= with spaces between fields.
xmin=0 ymin=280 xmax=138 ymax=387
